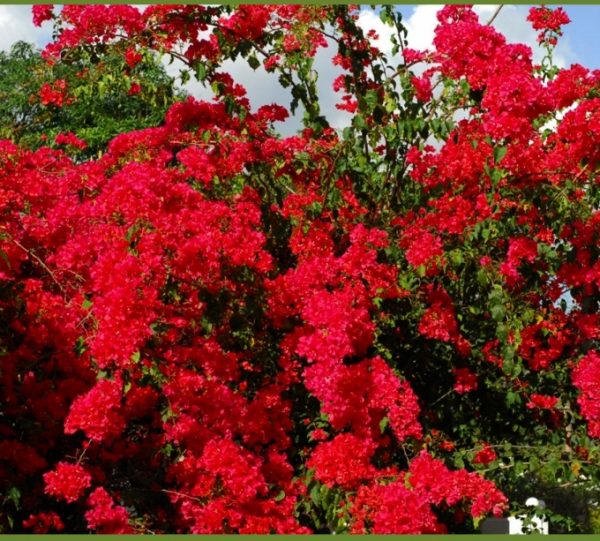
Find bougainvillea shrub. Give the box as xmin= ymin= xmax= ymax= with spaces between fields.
xmin=1 ymin=4 xmax=599 ymax=534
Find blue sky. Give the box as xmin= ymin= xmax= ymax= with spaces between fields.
xmin=561 ymin=5 xmax=600 ymax=69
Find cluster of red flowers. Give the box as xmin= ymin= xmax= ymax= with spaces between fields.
xmin=1 ymin=3 xmax=599 ymax=534
xmin=351 ymin=451 xmax=506 ymax=533
xmin=527 ymin=6 xmax=570 ymax=45
xmin=572 ymin=352 xmax=600 ymax=438
xmin=39 ymin=79 xmax=68 ymax=107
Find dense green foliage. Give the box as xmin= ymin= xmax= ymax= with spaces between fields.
xmin=0 ymin=40 xmax=183 ymax=158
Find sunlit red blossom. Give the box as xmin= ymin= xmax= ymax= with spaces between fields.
xmin=308 ymin=433 xmax=379 ymax=489
xmin=473 ymin=444 xmax=498 ymax=465
xmin=23 ymin=512 xmax=64 ymax=533
xmin=177 ymin=146 xmax=215 ymax=185
xmin=127 ymin=82 xmax=142 ymax=95
xmin=572 ymin=351 xmax=600 ymax=438
xmin=336 ymin=94 xmax=358 ymax=113
xmin=2 ymin=2 xmax=598 ymax=535
xmin=403 ymin=48 xmax=428 ymax=64
xmin=263 ymin=54 xmax=280 ymax=71
xmin=500 ymin=237 xmax=538 ymax=286
xmin=545 ymin=64 xmax=597 ymax=110
xmin=412 ymin=74 xmax=433 ymax=102
xmin=282 ymin=34 xmax=301 ymax=53
xmin=303 ymin=353 xmax=421 ymax=442
xmin=64 ymin=379 xmax=126 ymax=442
xmin=527 ymin=394 xmax=559 ymax=410
xmin=166 ymin=438 xmax=306 ymax=534
xmin=85 ymin=487 xmax=134 ymax=534
xmin=408 ymin=452 xmax=507 ymax=517
xmin=309 ymin=428 xmax=328 ymax=441
xmin=527 ymin=6 xmax=570 ymax=43
xmin=43 ymin=462 xmax=92 ymax=503
xmin=55 ymin=132 xmax=87 ymax=150
xmin=124 ymin=46 xmax=143 ymax=68
xmin=296 ymin=288 xmax=375 ymax=364
xmin=404 ymin=229 xmax=444 ymax=269
xmin=32 ymin=4 xmax=54 ymax=27
xmin=351 ymin=481 xmax=445 ymax=534
xmin=418 ymin=287 xmax=460 ymax=344
xmin=351 ymin=451 xmax=507 ymax=533
xmin=39 ymin=80 xmax=67 ymax=107
xmin=434 ymin=5 xmax=506 ymax=90
xmin=452 ymin=368 xmax=478 ymax=394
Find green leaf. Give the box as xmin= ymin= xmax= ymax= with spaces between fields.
xmin=496 ymin=323 xmax=509 ymax=342
xmin=247 ymin=55 xmax=260 ymax=71
xmin=353 ymin=115 xmax=366 ymax=130
xmin=476 ymin=268 xmax=488 ymax=286
xmin=364 ymin=90 xmax=379 ymax=110
xmin=180 ymin=69 xmax=190 ymax=85
xmin=449 ymin=250 xmax=463 ymax=266
xmin=309 ymin=483 xmax=321 ymax=505
xmin=5 ymin=487 xmax=20 ymax=509
xmin=0 ymin=248 xmax=10 ymax=269
xmin=491 ymin=304 xmax=505 ymax=322
xmin=195 ymin=62 xmax=206 ymax=80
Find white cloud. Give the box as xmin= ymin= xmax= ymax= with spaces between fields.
xmin=403 ymin=5 xmax=439 ymax=53
xmin=0 ymin=6 xmax=52 ymax=51
xmin=357 ymin=9 xmax=397 ymax=57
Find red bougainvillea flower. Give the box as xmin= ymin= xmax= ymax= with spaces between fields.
xmin=55 ymin=132 xmax=87 ymax=150
xmin=473 ymin=444 xmax=498 ymax=465
xmin=32 ymin=4 xmax=54 ymax=27
xmin=23 ymin=512 xmax=64 ymax=534
xmin=572 ymin=351 xmax=600 ymax=438
xmin=85 ymin=488 xmax=134 ymax=534
xmin=452 ymin=368 xmax=478 ymax=394
xmin=39 ymin=80 xmax=67 ymax=107
xmin=307 ymin=433 xmax=379 ymax=489
xmin=43 ymin=462 xmax=92 ymax=503
xmin=128 ymin=81 xmax=142 ymax=95
xmin=527 ymin=394 xmax=559 ymax=410
xmin=64 ymin=378 xmax=126 ymax=442
xmin=124 ymin=46 xmax=143 ymax=68
xmin=527 ymin=6 xmax=570 ymax=44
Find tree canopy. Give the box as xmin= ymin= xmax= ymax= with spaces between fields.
xmin=0 ymin=39 xmax=183 ymax=158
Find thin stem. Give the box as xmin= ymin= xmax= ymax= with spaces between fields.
xmin=11 ymin=238 xmax=66 ymax=295
xmin=486 ymin=5 xmax=504 ymax=26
